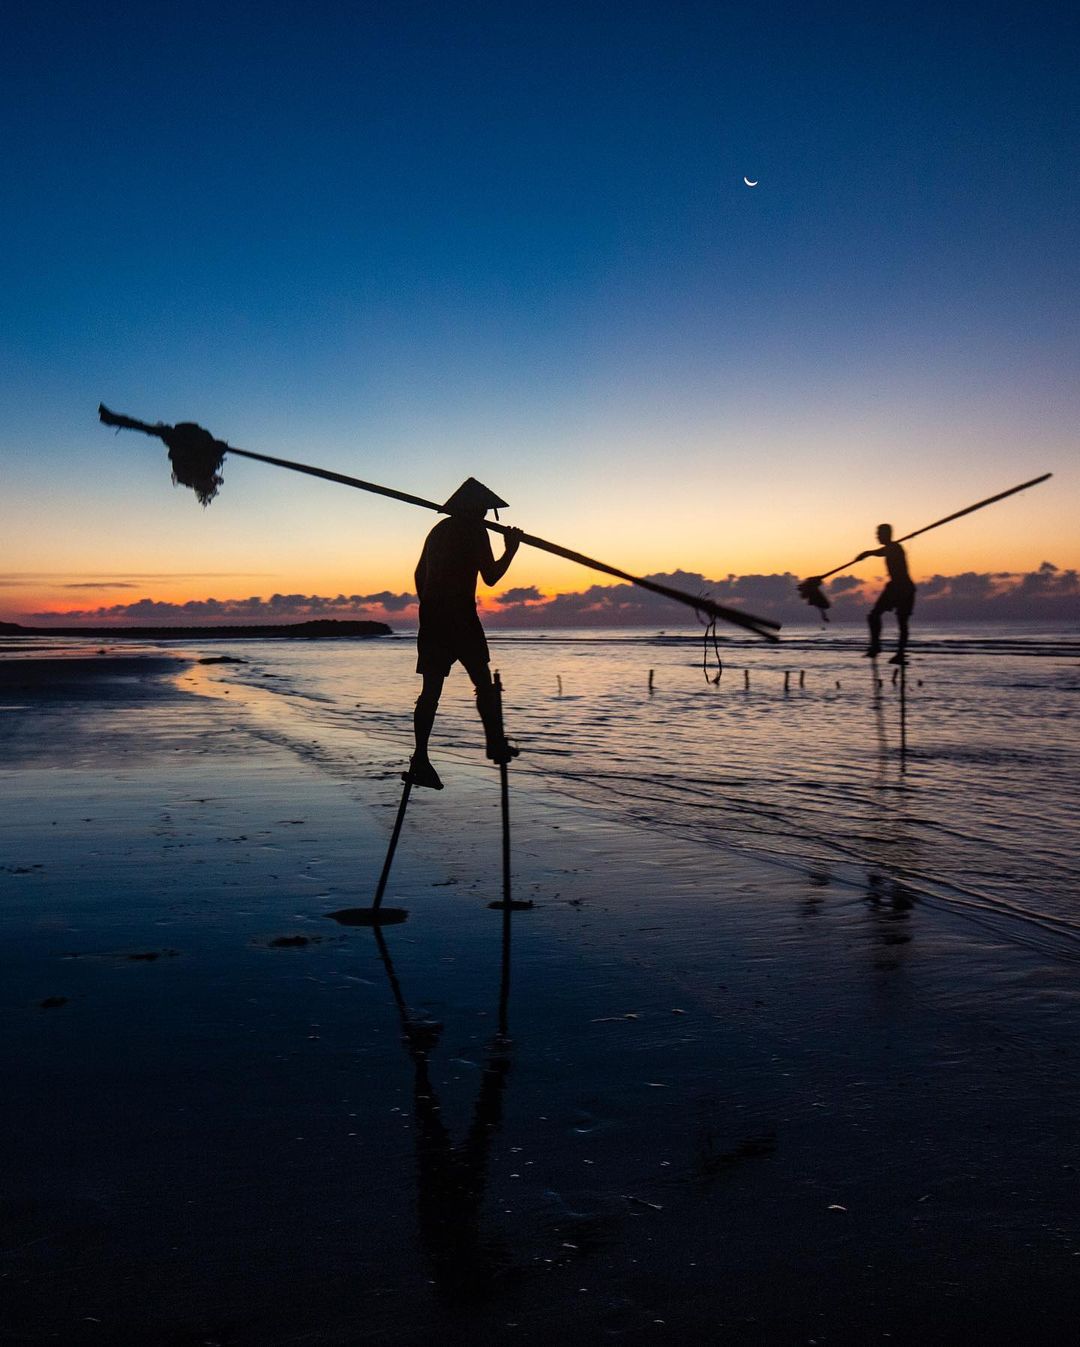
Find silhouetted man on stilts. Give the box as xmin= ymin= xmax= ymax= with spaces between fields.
xmin=407 ymin=478 xmax=522 ymax=790
xmin=857 ymin=524 xmax=915 ymax=664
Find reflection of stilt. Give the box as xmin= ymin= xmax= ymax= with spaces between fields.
xmin=899 ymin=661 xmax=908 ymax=767
xmin=870 ymin=655 xmax=887 ymax=762
xmin=371 ymin=923 xmax=417 ymax=1027
xmin=864 ymin=870 xmax=916 ymax=973
xmin=491 ymin=673 xmax=522 ymax=1036
xmin=498 ymin=881 xmax=512 ymax=1039
xmin=370 ymin=897 xmax=514 ymax=1047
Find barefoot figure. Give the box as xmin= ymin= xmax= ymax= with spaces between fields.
xmin=407 ymin=478 xmax=522 ymax=789
xmin=857 ymin=524 xmax=916 ymax=664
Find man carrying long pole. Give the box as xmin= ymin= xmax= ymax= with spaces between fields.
xmin=856 ymin=523 xmax=916 ymax=665
xmin=409 ymin=477 xmax=522 ymax=790
xmin=797 ymin=474 xmax=1054 ymax=647
xmin=96 ymin=405 xmax=780 ymax=642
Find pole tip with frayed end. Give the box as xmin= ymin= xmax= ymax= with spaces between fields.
xmin=98 ymin=404 xmax=228 ymax=506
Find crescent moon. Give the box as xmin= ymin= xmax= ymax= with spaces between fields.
xmin=744 ymin=176 xmax=758 ymax=187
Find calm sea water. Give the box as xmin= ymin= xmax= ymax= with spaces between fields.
xmin=8 ymin=623 xmax=1079 ymax=961
xmin=164 ymin=621 xmax=1080 ymax=966
xmin=3 ymin=623 xmax=1079 ymax=1340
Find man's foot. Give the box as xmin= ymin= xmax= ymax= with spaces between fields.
xmin=863 ymin=646 xmax=882 ymax=659
xmin=485 ymin=738 xmax=520 ymax=766
xmin=403 ymin=756 xmax=444 ymax=790
xmin=888 ymin=653 xmax=908 ymax=666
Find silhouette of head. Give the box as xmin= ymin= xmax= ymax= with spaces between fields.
xmin=443 ymin=478 xmax=508 ymax=519
xmin=876 ymin=523 xmax=893 ymax=543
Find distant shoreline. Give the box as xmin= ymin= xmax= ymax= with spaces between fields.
xmin=0 ymin=619 xmax=392 ymax=641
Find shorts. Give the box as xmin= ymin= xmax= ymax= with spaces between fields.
xmin=416 ymin=605 xmax=490 ymax=678
xmin=870 ymin=582 xmax=916 ymax=620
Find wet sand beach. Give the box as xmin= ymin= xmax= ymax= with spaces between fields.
xmin=2 ymin=645 xmax=1079 ymax=1344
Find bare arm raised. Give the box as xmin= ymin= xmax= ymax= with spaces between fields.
xmin=479 ymin=527 xmax=522 ymax=587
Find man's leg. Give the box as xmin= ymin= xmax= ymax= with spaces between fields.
xmin=893 ymin=601 xmax=912 ymax=663
xmin=409 ymin=672 xmax=446 ymax=788
xmin=463 ymin=658 xmax=518 ymax=763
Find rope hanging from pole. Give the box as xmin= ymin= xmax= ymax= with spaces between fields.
xmin=700 ymin=614 xmax=723 ymax=684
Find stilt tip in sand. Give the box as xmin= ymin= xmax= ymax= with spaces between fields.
xmin=325 ymin=907 xmax=409 ymax=926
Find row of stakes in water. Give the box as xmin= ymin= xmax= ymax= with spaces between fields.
xmin=553 ymin=670 xmax=923 ymax=695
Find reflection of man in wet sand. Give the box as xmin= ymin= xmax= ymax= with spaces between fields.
xmin=371 ymin=925 xmax=513 ymax=1304
xmin=408 ymin=478 xmax=522 ymax=790
xmin=857 ymin=524 xmax=916 ymax=665
xmin=408 ymin=1028 xmax=512 ymax=1303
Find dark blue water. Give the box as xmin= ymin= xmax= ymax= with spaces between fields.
xmin=158 ymin=622 xmax=1080 ymax=965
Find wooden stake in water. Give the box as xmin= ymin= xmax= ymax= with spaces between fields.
xmin=648 ymin=669 xmax=655 ymax=693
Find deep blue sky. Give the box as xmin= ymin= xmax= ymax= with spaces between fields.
xmin=2 ymin=0 xmax=1075 ymax=614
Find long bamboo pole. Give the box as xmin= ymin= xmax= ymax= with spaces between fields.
xmin=99 ymin=404 xmax=781 ymax=641
xmin=811 ymin=473 xmax=1053 ymax=581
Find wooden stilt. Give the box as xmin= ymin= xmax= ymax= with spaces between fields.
xmin=488 ymin=670 xmax=532 ymax=915
xmin=498 ymin=763 xmax=512 ymax=1035
xmin=900 ymin=662 xmax=908 ymax=766
xmin=325 ymin=776 xmax=411 ymax=926
xmin=373 ymin=777 xmax=412 ymax=910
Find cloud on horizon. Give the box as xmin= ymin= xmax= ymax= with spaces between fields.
xmin=481 ymin=563 xmax=1080 ymax=627
xmin=62 ymin=581 xmax=140 ymax=590
xmin=24 ymin=591 xmax=417 ymax=624
xmin=16 ymin=564 xmax=1078 ymax=627
xmin=495 ymin=585 xmax=544 ymax=606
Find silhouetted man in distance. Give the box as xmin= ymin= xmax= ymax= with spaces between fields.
xmin=407 ymin=478 xmax=521 ymax=789
xmin=857 ymin=524 xmax=915 ymax=664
